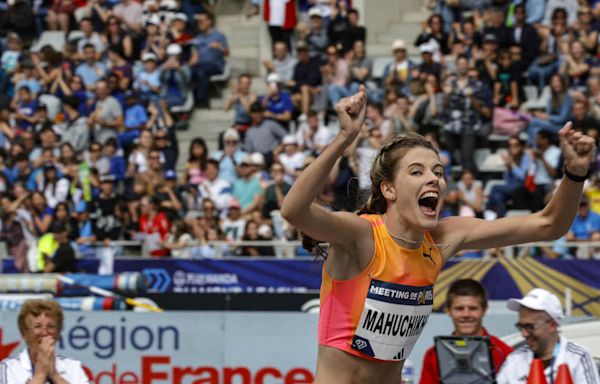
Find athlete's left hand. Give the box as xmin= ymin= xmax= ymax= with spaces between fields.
xmin=559 ymin=122 xmax=596 ymax=176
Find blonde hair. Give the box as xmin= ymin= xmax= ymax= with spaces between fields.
xmin=18 ymin=299 xmax=64 ymax=334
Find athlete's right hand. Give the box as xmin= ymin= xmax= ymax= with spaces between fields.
xmin=335 ymin=84 xmax=367 ymax=144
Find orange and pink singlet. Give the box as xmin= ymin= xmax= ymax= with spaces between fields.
xmin=318 ymin=214 xmax=443 ymax=361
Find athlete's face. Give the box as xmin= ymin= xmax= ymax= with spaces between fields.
xmin=447 ymin=295 xmax=486 ymax=336
xmin=389 ymin=147 xmax=446 ymax=230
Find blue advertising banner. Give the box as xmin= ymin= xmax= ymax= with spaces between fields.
xmin=4 ymin=257 xmax=600 ymax=316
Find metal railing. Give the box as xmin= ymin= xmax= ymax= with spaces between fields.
xmin=3 ymin=240 xmax=600 ymax=259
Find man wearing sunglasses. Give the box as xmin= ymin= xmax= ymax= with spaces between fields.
xmin=0 ymin=299 xmax=89 ymax=383
xmin=497 ymin=288 xmax=600 ymax=383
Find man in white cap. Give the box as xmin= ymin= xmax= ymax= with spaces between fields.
xmin=382 ymin=39 xmax=413 ymax=96
xmin=497 ymin=288 xmax=600 ymax=383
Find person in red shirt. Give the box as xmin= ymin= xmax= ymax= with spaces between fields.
xmin=419 ymin=279 xmax=513 ymax=383
xmin=139 ymin=196 xmax=171 ymax=256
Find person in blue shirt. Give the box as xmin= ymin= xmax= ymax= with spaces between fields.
xmin=120 ymin=91 xmax=148 ymax=148
xmin=74 ymin=44 xmax=107 ymax=91
xmin=104 ymin=138 xmax=126 ymax=183
xmin=486 ymin=135 xmax=533 ymax=218
xmin=189 ymin=12 xmax=229 ymax=107
xmin=526 ymin=74 xmax=573 ymax=146
xmin=567 ymin=196 xmax=600 ymax=241
xmin=261 ymin=73 xmax=294 ymax=129
xmin=13 ymin=86 xmax=38 ymax=132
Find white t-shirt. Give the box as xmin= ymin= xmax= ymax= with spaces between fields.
xmin=279 ymin=151 xmax=307 ymax=183
xmin=295 ymin=123 xmax=334 ymax=154
xmin=497 ymin=335 xmax=600 ymax=384
xmin=1 ymin=349 xmax=90 ymax=384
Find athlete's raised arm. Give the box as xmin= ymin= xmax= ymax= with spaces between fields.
xmin=434 ymin=122 xmax=596 ymax=260
xmin=281 ymin=86 xmax=368 ymax=246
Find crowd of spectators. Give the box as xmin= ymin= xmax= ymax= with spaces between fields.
xmin=3 ymin=0 xmax=600 ymax=269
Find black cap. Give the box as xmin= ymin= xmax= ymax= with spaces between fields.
xmin=249 ymin=101 xmax=264 ymax=113
xmin=50 ymin=221 xmax=67 ymax=234
xmin=483 ymin=34 xmax=498 ymax=44
xmin=100 ymin=174 xmax=115 ymax=183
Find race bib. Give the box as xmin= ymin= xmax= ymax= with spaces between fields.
xmin=351 ymin=279 xmax=433 ymax=360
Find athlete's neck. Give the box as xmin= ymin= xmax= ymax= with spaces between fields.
xmin=382 ymin=213 xmax=424 ymax=249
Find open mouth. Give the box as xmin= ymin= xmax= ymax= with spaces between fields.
xmin=418 ymin=191 xmax=439 ymax=217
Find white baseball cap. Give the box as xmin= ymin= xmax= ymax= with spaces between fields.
xmin=507 ymin=288 xmax=564 ymax=322
xmin=142 ymin=52 xmax=158 ymax=62
xmin=308 ymin=7 xmax=323 ymax=18
xmin=392 ymin=39 xmax=406 ymax=51
xmin=166 ymin=43 xmax=182 ymax=56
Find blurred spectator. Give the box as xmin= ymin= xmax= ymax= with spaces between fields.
xmin=14 ymin=60 xmax=42 ymax=98
xmin=307 ymin=7 xmax=328 ymax=61
xmin=211 ymin=128 xmax=247 ymax=185
xmin=162 ymin=219 xmax=194 ymax=258
xmin=322 ymin=44 xmax=351 ymax=108
xmin=442 ymin=55 xmax=492 ymax=172
xmin=291 ymin=41 xmax=323 ymax=117
xmin=261 ymin=161 xmax=291 ymax=221
xmin=0 ymin=193 xmax=29 ymax=272
xmin=224 ymin=73 xmax=257 ymax=132
xmin=474 ymin=34 xmax=498 ymax=90
xmin=262 ymin=41 xmax=297 ymax=90
xmin=52 ymin=202 xmax=78 ymax=241
xmin=262 ymin=73 xmax=295 ymax=128
xmin=456 ymin=168 xmax=484 ymax=218
xmin=295 ymin=110 xmax=334 ymax=155
xmin=12 ymin=86 xmax=38 ymax=132
xmin=155 ymin=128 xmax=178 ymax=172
xmin=198 ymin=159 xmax=233 ymax=212
xmin=121 ymin=91 xmax=148 ymax=147
xmin=483 ymin=7 xmax=512 ymax=48
xmin=190 ymin=12 xmax=229 ymax=108
xmin=572 ymin=6 xmax=597 ymax=52
xmin=102 ymin=16 xmax=134 ymax=60
xmin=169 ymin=13 xmax=193 ymax=45
xmin=59 ymin=96 xmax=89 ymax=154
xmin=75 ymin=44 xmax=107 ymax=91
xmin=528 ymin=9 xmax=569 ymax=91
xmin=486 ymin=136 xmax=532 ymax=218
xmin=510 ymin=4 xmax=541 ymax=67
xmin=276 ymin=135 xmax=306 ymax=184
xmin=526 ymin=74 xmax=573 ymax=146
xmin=138 ymin=195 xmax=171 ymax=256
xmin=107 ymin=45 xmax=133 ymax=91
xmin=543 ymin=2 xmax=578 ymax=27
xmin=417 ymin=43 xmax=442 ymax=79
xmin=366 ymin=102 xmax=395 ymax=141
xmin=140 ymin=15 xmax=168 ymax=61
xmin=262 ymin=0 xmax=297 ymax=51
xmin=328 ymin=3 xmax=365 ymax=53
xmin=1 ymin=33 xmax=24 ymax=92
xmin=88 ymin=175 xmax=122 ymax=242
xmin=493 ymin=49 xmax=521 ymax=108
xmin=160 ymin=43 xmax=191 ymax=108
xmin=76 ymin=17 xmax=105 ymax=56
xmin=88 ymin=79 xmax=123 ymax=144
xmin=86 ymin=141 xmax=110 ymax=176
xmin=221 ymin=197 xmax=246 ymax=242
xmin=348 ymin=40 xmax=372 ymax=95
xmin=73 ymin=200 xmax=96 ymax=258
xmin=30 ymin=190 xmax=53 ymax=236
xmin=240 ymin=219 xmax=275 ymax=257
xmin=182 ymin=137 xmax=209 ymax=187
xmin=104 ymin=138 xmax=126 ymax=183
xmin=233 ymin=155 xmax=264 ymax=216
xmin=244 ymin=102 xmax=287 ymax=166
xmin=44 ymin=221 xmax=76 ymax=273
xmin=560 ymin=40 xmax=592 ymax=91
xmin=419 ymin=279 xmax=512 ymax=383
xmin=527 ymin=130 xmax=561 ymax=211
xmin=415 ymin=14 xmax=449 ymax=55
xmin=141 ymin=148 xmax=167 ymax=192
xmin=566 ymin=196 xmax=600 ymax=242
xmin=134 ymin=52 xmax=161 ymax=104
xmin=112 ymin=0 xmax=144 ymax=34
xmin=38 ymin=162 xmax=69 ymax=209
xmin=571 ymin=99 xmax=600 ymax=135
xmin=382 ymin=39 xmax=413 ymax=97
